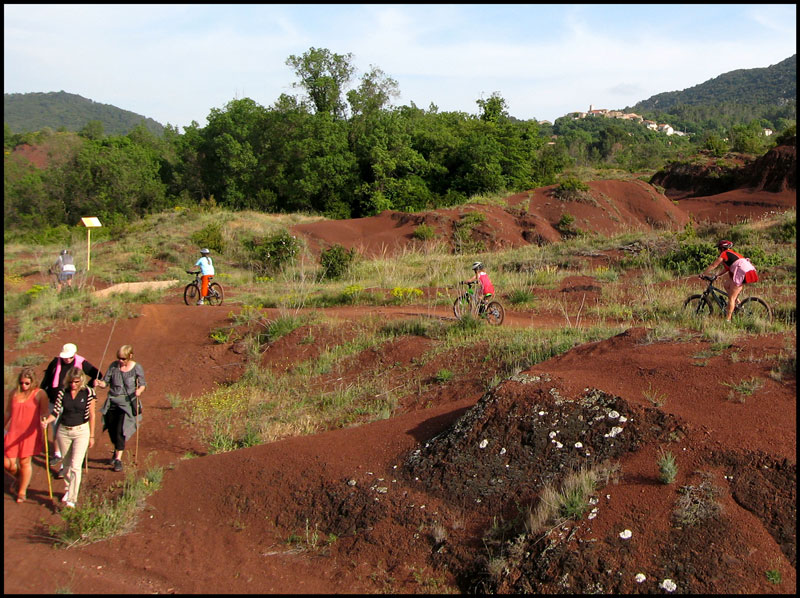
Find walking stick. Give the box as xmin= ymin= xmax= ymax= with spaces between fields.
xmin=134 ymin=374 xmax=141 ymax=466
xmin=93 ymin=317 xmax=117 ymax=470
xmin=43 ymin=431 xmax=53 ymax=501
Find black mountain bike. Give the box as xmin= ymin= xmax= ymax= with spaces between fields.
xmin=184 ymin=271 xmax=224 ymax=306
xmin=683 ymin=273 xmax=771 ymax=323
xmin=453 ymin=281 xmax=505 ymax=325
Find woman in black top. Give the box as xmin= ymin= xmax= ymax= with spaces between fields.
xmin=41 ymin=367 xmax=96 ymax=508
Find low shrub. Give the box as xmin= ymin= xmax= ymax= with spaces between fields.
xmin=190 ymin=223 xmax=225 ymax=254
xmin=658 ymin=450 xmax=678 ymax=484
xmin=659 ymin=242 xmax=717 ymax=275
xmin=319 ymin=244 xmax=357 ymax=280
xmin=244 ymin=229 xmax=301 ymax=276
xmin=553 ymin=176 xmax=593 ymax=203
xmin=412 ymin=223 xmax=437 ymax=241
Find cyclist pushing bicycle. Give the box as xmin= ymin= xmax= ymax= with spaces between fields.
xmin=462 ymin=261 xmax=495 ymax=312
xmin=699 ymin=240 xmax=759 ymax=322
xmin=190 ymin=248 xmax=215 ymax=306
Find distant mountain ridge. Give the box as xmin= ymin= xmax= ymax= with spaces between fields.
xmin=630 ymin=55 xmax=796 ymax=112
xmin=4 ymin=90 xmax=165 ymax=136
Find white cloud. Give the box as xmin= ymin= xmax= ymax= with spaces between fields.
xmin=4 ymin=4 xmax=796 ymax=128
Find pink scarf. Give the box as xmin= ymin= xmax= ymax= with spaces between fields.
xmin=52 ymin=355 xmax=85 ymax=388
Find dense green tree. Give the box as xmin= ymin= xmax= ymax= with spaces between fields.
xmin=729 ymin=120 xmax=769 ymax=154
xmin=199 ymin=98 xmax=270 ymax=209
xmin=347 ymin=66 xmax=399 ymax=116
xmin=286 ymin=47 xmax=355 ymax=119
xmin=79 ymin=120 xmax=105 ymax=140
xmin=476 ymin=92 xmax=509 ymax=123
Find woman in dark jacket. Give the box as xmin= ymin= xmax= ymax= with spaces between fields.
xmin=41 ymin=343 xmax=102 ymax=461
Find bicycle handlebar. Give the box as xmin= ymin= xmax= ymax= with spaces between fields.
xmin=699 ymin=274 xmax=719 ymax=282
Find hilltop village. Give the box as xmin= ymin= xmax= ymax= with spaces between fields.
xmin=570 ymin=105 xmax=688 ymax=136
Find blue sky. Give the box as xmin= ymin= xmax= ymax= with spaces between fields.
xmin=4 ymin=4 xmax=796 ymax=131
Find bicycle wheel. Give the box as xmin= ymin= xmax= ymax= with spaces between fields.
xmin=683 ymin=294 xmax=713 ymax=317
xmin=484 ymin=301 xmax=505 ymax=326
xmin=453 ymin=294 xmax=471 ymax=320
xmin=184 ymin=283 xmax=200 ymax=305
xmin=735 ymin=297 xmax=772 ymax=323
xmin=207 ymin=282 xmax=224 ymax=306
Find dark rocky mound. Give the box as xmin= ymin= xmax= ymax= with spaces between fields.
xmin=650 ymin=141 xmax=796 ymax=198
xmin=403 ymin=373 xmax=684 ymax=514
xmin=740 ymin=138 xmax=796 ymax=192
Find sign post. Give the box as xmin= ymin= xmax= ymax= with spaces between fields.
xmin=80 ymin=217 xmax=102 ymax=271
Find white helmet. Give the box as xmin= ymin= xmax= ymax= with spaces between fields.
xmin=200 ymin=248 xmax=210 ymax=255
xmin=471 ymin=261 xmax=483 ymax=271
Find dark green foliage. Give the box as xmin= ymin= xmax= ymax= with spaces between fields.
xmin=743 ymin=245 xmax=784 ymax=269
xmin=190 ymin=223 xmax=225 ymax=254
xmin=703 ymin=133 xmax=728 ymax=157
xmin=412 ymin=223 xmax=437 ymax=241
xmin=319 ymin=244 xmax=357 ymax=280
xmin=244 ymin=229 xmax=301 ymax=276
xmin=659 ymin=242 xmax=718 ymax=275
xmin=768 ymin=216 xmax=796 ymax=243
xmin=553 ymin=176 xmax=590 ymax=201
xmin=773 ymin=124 xmax=796 ymax=146
xmin=556 ymin=213 xmax=579 ymax=238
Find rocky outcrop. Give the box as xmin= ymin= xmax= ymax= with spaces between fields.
xmin=651 ymin=141 xmax=796 ymax=199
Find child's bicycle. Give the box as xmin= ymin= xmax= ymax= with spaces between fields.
xmin=453 ymin=281 xmax=505 ymax=325
xmin=684 ymin=273 xmax=771 ymax=323
xmin=184 ymin=271 xmax=224 ymax=306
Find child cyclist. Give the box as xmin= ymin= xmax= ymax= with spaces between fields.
xmin=191 ymin=248 xmax=215 ymax=305
xmin=462 ymin=261 xmax=495 ymax=311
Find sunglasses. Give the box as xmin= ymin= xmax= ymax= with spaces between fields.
xmin=20 ymin=380 xmax=32 ymax=386
xmin=70 ymin=380 xmax=82 ymax=385
xmin=118 ymin=357 xmax=128 ymax=361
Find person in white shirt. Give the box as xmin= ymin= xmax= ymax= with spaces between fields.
xmin=192 ymin=248 xmax=215 ymax=305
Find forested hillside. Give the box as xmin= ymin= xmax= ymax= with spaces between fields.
xmin=3 ymin=49 xmax=796 ymax=235
xmin=633 ymin=55 xmax=796 ymax=111
xmin=627 ymin=55 xmax=796 ymax=136
xmin=4 ymin=91 xmax=165 ymax=137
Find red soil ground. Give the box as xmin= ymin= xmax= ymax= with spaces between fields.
xmin=3 ymin=155 xmax=796 ymax=594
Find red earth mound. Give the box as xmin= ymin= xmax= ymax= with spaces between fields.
xmin=291 ymin=151 xmax=795 ymax=258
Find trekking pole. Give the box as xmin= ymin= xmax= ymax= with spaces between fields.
xmin=43 ymin=430 xmax=54 ymax=502
xmin=92 ymin=316 xmax=117 ymax=471
xmin=134 ymin=374 xmax=141 ymax=466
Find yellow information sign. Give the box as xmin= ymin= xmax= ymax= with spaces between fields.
xmin=81 ymin=217 xmax=102 ymax=271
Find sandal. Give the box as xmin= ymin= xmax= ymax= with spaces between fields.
xmin=16 ymin=494 xmax=26 ymax=503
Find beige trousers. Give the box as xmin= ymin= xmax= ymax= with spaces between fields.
xmin=57 ymin=422 xmax=90 ymax=504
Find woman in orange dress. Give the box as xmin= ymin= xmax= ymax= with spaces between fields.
xmin=4 ymin=368 xmax=49 ymax=503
